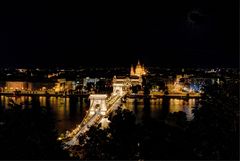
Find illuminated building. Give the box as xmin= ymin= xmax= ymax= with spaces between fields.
xmin=83 ymin=77 xmax=100 ymax=87
xmin=130 ymin=60 xmax=146 ymax=77
xmin=5 ymin=81 xmax=31 ymax=91
xmin=5 ymin=81 xmax=55 ymax=92
xmin=48 ymin=73 xmax=59 ymax=78
xmin=17 ymin=68 xmax=27 ymax=73
xmin=54 ymin=79 xmax=75 ymax=92
xmin=112 ymin=75 xmax=142 ymax=87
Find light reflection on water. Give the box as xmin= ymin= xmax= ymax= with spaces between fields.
xmin=0 ymin=96 xmax=88 ymax=134
xmin=125 ymin=98 xmax=201 ymax=121
xmin=0 ymin=96 xmax=200 ymax=133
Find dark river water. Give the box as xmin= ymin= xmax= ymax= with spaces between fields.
xmin=0 ymin=95 xmax=201 ymax=134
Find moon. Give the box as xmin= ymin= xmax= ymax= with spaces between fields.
xmin=187 ymin=10 xmax=204 ymax=25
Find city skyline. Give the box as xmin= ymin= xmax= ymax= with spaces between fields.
xmin=0 ymin=1 xmax=238 ymax=160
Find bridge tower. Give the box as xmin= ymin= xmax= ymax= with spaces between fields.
xmin=89 ymin=94 xmax=108 ymax=115
xmin=112 ymin=83 xmax=124 ymax=96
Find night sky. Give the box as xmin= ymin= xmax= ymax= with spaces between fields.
xmin=0 ymin=1 xmax=238 ymax=68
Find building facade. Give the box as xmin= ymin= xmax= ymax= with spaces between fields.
xmin=130 ymin=60 xmax=146 ymax=77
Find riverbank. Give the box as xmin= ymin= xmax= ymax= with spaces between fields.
xmin=0 ymin=92 xmax=89 ymax=98
xmin=127 ymin=93 xmax=202 ymax=99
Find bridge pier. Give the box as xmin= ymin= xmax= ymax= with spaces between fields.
xmin=89 ymin=94 xmax=108 ymax=115
xmin=112 ymin=83 xmax=124 ymax=96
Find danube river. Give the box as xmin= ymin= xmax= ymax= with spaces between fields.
xmin=0 ymin=95 xmax=201 ymax=134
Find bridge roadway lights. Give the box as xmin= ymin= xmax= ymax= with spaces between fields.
xmin=89 ymin=94 xmax=108 ymax=115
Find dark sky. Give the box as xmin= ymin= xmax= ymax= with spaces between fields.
xmin=0 ymin=1 xmax=238 ymax=68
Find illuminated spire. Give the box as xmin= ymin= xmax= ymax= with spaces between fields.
xmin=130 ymin=64 xmax=135 ymax=76
xmin=137 ymin=59 xmax=140 ymax=65
xmin=142 ymin=64 xmax=146 ymax=75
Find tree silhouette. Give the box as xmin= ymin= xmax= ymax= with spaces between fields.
xmin=0 ymin=97 xmax=70 ymax=160
xmin=75 ymin=108 xmax=138 ymax=160
xmin=188 ymin=81 xmax=239 ymax=159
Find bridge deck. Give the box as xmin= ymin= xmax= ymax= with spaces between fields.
xmin=61 ymin=93 xmax=125 ymax=147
